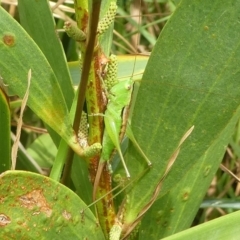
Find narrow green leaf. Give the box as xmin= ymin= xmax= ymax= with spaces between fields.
xmin=122 ymin=0 xmax=240 ymax=232
xmin=18 ymin=0 xmax=74 ymax=109
xmin=117 ymin=55 xmax=148 ymax=80
xmin=72 ymin=155 xmax=93 ymax=207
xmin=68 ymin=55 xmax=149 ymax=86
xmin=14 ymin=137 xmax=44 ymax=174
xmin=0 ymin=7 xmax=82 ymax=155
xmin=117 ymin=7 xmax=157 ymax=46
xmin=0 ymin=171 xmax=105 ymax=239
xmin=0 ymin=87 xmax=10 ymax=172
xmin=161 ymin=210 xmax=240 ymax=240
xmin=200 ymin=199 xmax=240 ymax=209
xmin=171 ymin=0 xmax=181 ymax=6
xmin=26 ymin=134 xmax=57 ymax=169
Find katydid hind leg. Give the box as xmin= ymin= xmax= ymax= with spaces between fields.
xmin=105 ymin=115 xmax=131 ymax=178
xmin=126 ymin=124 xmax=152 ymax=166
xmin=115 ymin=144 xmax=131 ymax=178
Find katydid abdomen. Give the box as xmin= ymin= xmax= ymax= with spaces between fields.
xmin=93 ymin=78 xmax=133 ymax=199
xmin=100 ymin=78 xmax=134 ymax=175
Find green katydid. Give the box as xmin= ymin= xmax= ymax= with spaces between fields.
xmin=64 ymin=0 xmax=150 ymax=198
xmin=93 ymin=55 xmax=152 ymax=199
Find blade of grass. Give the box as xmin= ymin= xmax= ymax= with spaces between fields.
xmin=162 ymin=210 xmax=240 ymax=240
xmin=0 ymin=83 xmax=10 ymax=173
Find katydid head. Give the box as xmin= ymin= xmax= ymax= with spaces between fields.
xmin=108 ymin=78 xmax=133 ymax=108
xmin=125 ymin=82 xmax=132 ymax=91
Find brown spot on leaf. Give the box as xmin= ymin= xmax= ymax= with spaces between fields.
xmin=3 ymin=33 xmax=16 ymax=47
xmin=62 ymin=210 xmax=71 ymax=220
xmin=18 ymin=189 xmax=52 ymax=217
xmin=0 ymin=213 xmax=11 ymax=226
xmin=0 ymin=196 xmax=5 ymax=204
xmin=182 ymin=191 xmax=190 ymax=201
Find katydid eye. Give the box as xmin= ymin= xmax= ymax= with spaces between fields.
xmin=125 ymin=83 xmax=131 ymax=90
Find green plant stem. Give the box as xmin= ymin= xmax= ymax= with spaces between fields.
xmin=60 ymin=148 xmax=74 ymax=185
xmin=61 ymin=0 xmax=102 ymax=185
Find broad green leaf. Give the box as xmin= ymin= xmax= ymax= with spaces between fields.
xmin=18 ymin=0 xmax=74 ymax=109
xmin=0 ymin=87 xmax=10 ymax=172
xmin=0 ymin=7 xmax=82 ymax=155
xmin=68 ymin=55 xmax=149 ymax=86
xmin=121 ymin=0 xmax=240 ymax=235
xmin=162 ymin=210 xmax=240 ymax=240
xmin=139 ymin=112 xmax=238 ymax=239
xmin=0 ymin=171 xmax=105 ymax=239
